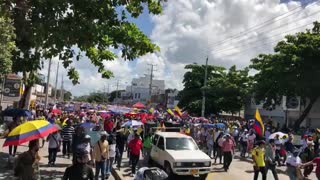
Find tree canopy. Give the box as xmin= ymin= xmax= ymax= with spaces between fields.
xmin=250 ymin=22 xmax=320 ymax=129
xmin=0 ymin=14 xmax=15 ymax=79
xmin=1 ymin=0 xmax=166 ymax=107
xmin=178 ymin=64 xmax=252 ymax=116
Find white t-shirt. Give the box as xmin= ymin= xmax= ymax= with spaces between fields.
xmin=48 ymin=133 xmax=62 ymax=148
xmin=77 ymin=143 xmax=91 ymax=154
xmin=109 ymin=144 xmax=116 ymax=158
xmin=247 ymin=134 xmax=256 ymax=143
xmin=286 ymin=156 xmax=302 ymax=167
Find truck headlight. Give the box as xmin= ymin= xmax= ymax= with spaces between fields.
xmin=174 ymin=162 xmax=182 ymax=167
xmin=204 ymin=161 xmax=211 ymax=167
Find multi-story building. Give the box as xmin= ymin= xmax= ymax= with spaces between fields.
xmin=121 ymin=75 xmax=165 ymax=104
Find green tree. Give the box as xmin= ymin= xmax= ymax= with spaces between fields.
xmin=2 ymin=0 xmax=166 ymax=108
xmin=109 ymin=90 xmax=125 ymax=102
xmin=250 ymin=22 xmax=320 ymax=129
xmin=178 ymin=64 xmax=226 ymax=116
xmin=0 ymin=14 xmax=15 ymax=79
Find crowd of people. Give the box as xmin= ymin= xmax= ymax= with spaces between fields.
xmin=2 ymin=106 xmax=320 ymax=180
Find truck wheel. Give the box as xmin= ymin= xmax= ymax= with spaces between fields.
xmin=199 ymin=174 xmax=208 ymax=180
xmin=148 ymin=158 xmax=155 ymax=167
xmin=164 ymin=162 xmax=173 ymax=178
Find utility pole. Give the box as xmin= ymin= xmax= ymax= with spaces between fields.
xmin=147 ymin=64 xmax=157 ymax=102
xmin=60 ymin=75 xmax=64 ymax=102
xmin=201 ymin=56 xmax=208 ymax=117
xmin=44 ymin=59 xmax=52 ymax=110
xmin=103 ymin=85 xmax=106 ymax=104
xmin=116 ymin=80 xmax=119 ymax=104
xmin=54 ymin=62 xmax=59 ymax=102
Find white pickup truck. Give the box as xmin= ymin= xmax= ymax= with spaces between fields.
xmin=149 ymin=132 xmax=212 ymax=179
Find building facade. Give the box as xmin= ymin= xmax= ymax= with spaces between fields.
xmin=120 ymin=75 xmax=165 ymax=104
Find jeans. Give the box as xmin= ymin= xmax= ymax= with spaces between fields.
xmin=143 ymin=148 xmax=151 ymax=165
xmin=9 ymin=145 xmax=17 ymax=156
xmin=62 ymin=141 xmax=71 ymax=156
xmin=254 ymin=167 xmax=266 ymax=180
xmin=266 ymin=161 xmax=279 ymax=180
xmin=106 ymin=157 xmax=115 ymax=175
xmin=215 ymin=147 xmax=222 ymax=163
xmin=240 ymin=142 xmax=247 ymax=157
xmin=287 ymin=166 xmax=298 ymax=180
xmin=223 ymin=152 xmax=232 ymax=171
xmin=48 ymin=148 xmax=58 ymax=164
xmin=117 ymin=147 xmax=124 ymax=168
xmin=131 ymin=154 xmax=140 ymax=174
xmin=95 ymin=161 xmax=106 ymax=180
xmin=207 ymin=143 xmax=213 ymax=158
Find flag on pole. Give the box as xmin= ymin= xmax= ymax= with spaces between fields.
xmin=175 ymin=106 xmax=183 ymax=117
xmin=254 ymin=109 xmax=265 ymax=137
xmin=167 ymin=109 xmax=174 ymax=116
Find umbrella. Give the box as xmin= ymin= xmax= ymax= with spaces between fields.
xmin=2 ymin=108 xmax=32 ymax=118
xmin=269 ymin=132 xmax=288 ymax=140
xmin=86 ymin=131 xmax=101 ymax=145
xmin=51 ymin=109 xmax=62 ymax=115
xmin=3 ymin=120 xmax=59 ymax=147
xmin=78 ymin=122 xmax=95 ymax=132
xmin=215 ymin=123 xmax=226 ymax=129
xmin=133 ymin=102 xmax=146 ymax=109
xmin=121 ymin=120 xmax=143 ymax=127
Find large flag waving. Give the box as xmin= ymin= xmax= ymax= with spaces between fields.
xmin=175 ymin=106 xmax=183 ymax=117
xmin=254 ymin=109 xmax=265 ymax=137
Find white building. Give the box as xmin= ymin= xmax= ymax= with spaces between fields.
xmin=245 ymin=96 xmax=320 ymax=128
xmin=121 ymin=75 xmax=165 ymax=104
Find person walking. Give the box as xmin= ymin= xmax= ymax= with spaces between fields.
xmin=301 ymin=141 xmax=315 ymax=178
xmin=62 ymin=120 xmax=75 ymax=158
xmin=115 ymin=129 xmax=127 ymax=170
xmin=14 ymin=140 xmax=40 ymax=180
xmin=63 ymin=148 xmax=94 ymax=180
xmin=240 ymin=129 xmax=248 ymax=157
xmin=265 ymin=139 xmax=279 ymax=180
xmin=7 ymin=118 xmax=20 ymax=157
xmin=221 ymin=134 xmax=235 ymax=172
xmin=93 ymin=131 xmax=109 ymax=180
xmin=106 ymin=134 xmax=116 ymax=178
xmin=252 ymin=140 xmax=266 ymax=180
xmin=46 ymin=131 xmax=62 ymax=166
xmin=128 ymin=133 xmax=143 ymax=177
xmin=286 ymin=150 xmax=303 ymax=180
xmin=143 ymin=133 xmax=153 ymax=165
xmin=206 ymin=129 xmax=214 ymax=158
xmin=77 ymin=135 xmax=93 ymax=165
xmin=215 ymin=130 xmax=224 ymax=164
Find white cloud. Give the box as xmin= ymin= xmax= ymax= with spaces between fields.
xmin=41 ymin=0 xmax=320 ymax=96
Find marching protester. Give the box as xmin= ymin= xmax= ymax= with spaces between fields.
xmin=265 ymin=139 xmax=279 ymax=180
xmin=239 ymin=129 xmax=248 ymax=157
xmin=301 ymin=141 xmax=315 ymax=178
xmin=63 ymin=148 xmax=94 ymax=180
xmin=61 ymin=120 xmax=75 ymax=159
xmin=143 ymin=133 xmax=153 ymax=165
xmin=128 ymin=133 xmax=143 ymax=177
xmin=14 ymin=140 xmax=40 ymax=180
xmin=115 ymin=129 xmax=127 ymax=170
xmin=47 ymin=130 xmax=62 ymax=166
xmin=106 ymin=134 xmax=116 ymax=178
xmin=221 ymin=134 xmax=235 ymax=172
xmin=252 ymin=140 xmax=266 ymax=180
xmin=286 ymin=150 xmax=303 ymax=180
xmin=77 ymin=135 xmax=93 ymax=165
xmin=93 ymin=131 xmax=109 ymax=180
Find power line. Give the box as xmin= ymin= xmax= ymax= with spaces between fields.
xmin=206 ymin=0 xmax=319 ymax=49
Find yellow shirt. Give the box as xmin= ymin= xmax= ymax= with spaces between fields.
xmin=93 ymin=140 xmax=109 ymax=162
xmin=252 ymin=147 xmax=265 ymax=167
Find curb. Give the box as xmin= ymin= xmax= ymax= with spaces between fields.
xmin=112 ymin=168 xmax=124 ymax=180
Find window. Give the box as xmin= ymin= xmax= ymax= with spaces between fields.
xmin=157 ymin=137 xmax=165 ymax=150
xmin=135 ymin=93 xmax=137 ymax=99
xmin=138 ymin=93 xmax=141 ymax=98
xmin=166 ymin=138 xmax=198 ymax=150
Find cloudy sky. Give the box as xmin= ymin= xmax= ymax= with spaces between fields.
xmin=40 ymin=0 xmax=320 ymax=96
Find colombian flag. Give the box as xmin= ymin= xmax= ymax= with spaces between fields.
xmin=175 ymin=106 xmax=183 ymax=117
xmin=254 ymin=109 xmax=265 ymax=137
xmin=167 ymin=109 xmax=174 ymax=116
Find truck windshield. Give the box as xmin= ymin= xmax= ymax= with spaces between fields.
xmin=165 ymin=137 xmax=199 ymax=150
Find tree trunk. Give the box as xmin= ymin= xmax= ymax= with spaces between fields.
xmin=293 ymin=96 xmax=318 ymax=130
xmin=19 ymin=85 xmax=31 ymax=109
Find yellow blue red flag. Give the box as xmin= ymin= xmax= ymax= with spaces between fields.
xmin=254 ymin=109 xmax=265 ymax=137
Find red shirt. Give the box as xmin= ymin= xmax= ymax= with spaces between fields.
xmin=128 ymin=138 xmax=143 ymax=156
xmin=313 ymin=157 xmax=320 ymax=174
xmin=104 ymin=120 xmax=114 ymax=133
xmin=222 ymin=140 xmax=235 ymax=152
